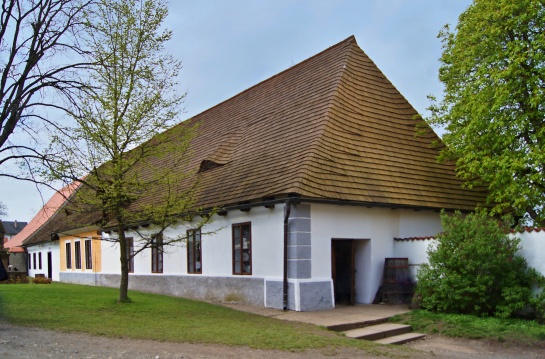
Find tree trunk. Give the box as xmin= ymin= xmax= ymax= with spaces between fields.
xmin=117 ymin=225 xmax=130 ymax=302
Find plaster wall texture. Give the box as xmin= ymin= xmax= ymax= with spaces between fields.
xmin=393 ymin=230 xmax=545 ymax=282
xmin=59 ymin=272 xmax=265 ymax=305
xmin=311 ymin=204 xmax=442 ymax=304
xmin=398 ymin=211 xmax=442 ymax=238
xmin=513 ymin=231 xmax=545 ymax=277
xmin=393 ymin=239 xmax=434 ymax=282
xmin=100 ymin=206 xmax=284 ymax=277
xmin=26 ymin=242 xmax=60 ymax=280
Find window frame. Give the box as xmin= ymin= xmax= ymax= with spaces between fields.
xmin=232 ymin=222 xmax=252 ymax=275
xmin=151 ymin=233 xmax=163 ymax=273
xmin=126 ymin=237 xmax=134 ymax=273
xmin=84 ymin=239 xmax=93 ymax=270
xmin=187 ymin=229 xmax=202 ymax=274
xmin=74 ymin=241 xmax=82 ymax=269
xmin=66 ymin=242 xmax=72 ymax=269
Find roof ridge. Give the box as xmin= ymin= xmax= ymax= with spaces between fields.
xmin=295 ymin=38 xmax=358 ymax=195
xmin=183 ymin=36 xmax=358 ymax=126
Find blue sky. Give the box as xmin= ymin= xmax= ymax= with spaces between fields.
xmin=0 ymin=0 xmax=472 ymax=221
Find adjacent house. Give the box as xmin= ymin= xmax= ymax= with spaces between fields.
xmin=7 ymin=184 xmax=78 ymax=280
xmin=23 ymin=36 xmax=487 ymax=310
xmin=3 ymin=220 xmax=28 ymax=271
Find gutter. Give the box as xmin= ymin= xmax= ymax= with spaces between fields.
xmin=283 ymin=200 xmax=291 ymax=310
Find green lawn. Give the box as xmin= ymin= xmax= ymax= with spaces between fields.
xmin=0 ymin=282 xmax=391 ymax=355
xmin=390 ymin=310 xmax=545 ymax=347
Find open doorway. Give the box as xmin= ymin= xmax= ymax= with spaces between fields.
xmin=331 ymin=239 xmax=355 ymax=305
xmin=47 ymin=252 xmax=52 ymax=279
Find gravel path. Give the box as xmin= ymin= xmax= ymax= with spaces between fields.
xmin=2 ymin=319 xmax=544 ymax=359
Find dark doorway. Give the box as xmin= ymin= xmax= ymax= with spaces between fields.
xmin=47 ymin=252 xmax=52 ymax=279
xmin=331 ymin=239 xmax=355 ymax=305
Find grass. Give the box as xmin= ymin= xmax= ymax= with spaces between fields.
xmin=390 ymin=310 xmax=545 ymax=347
xmin=0 ymin=282 xmax=395 ymax=355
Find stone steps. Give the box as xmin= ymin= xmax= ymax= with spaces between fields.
xmin=375 ymin=332 xmax=427 ymax=345
xmin=338 ymin=321 xmax=425 ymax=345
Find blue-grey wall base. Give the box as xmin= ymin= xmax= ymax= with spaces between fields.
xmin=60 ymin=273 xmax=264 ymax=306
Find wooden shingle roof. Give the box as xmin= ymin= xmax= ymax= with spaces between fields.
xmin=175 ymin=35 xmax=486 ymax=211
xmin=26 ymin=36 xmax=487 ymax=239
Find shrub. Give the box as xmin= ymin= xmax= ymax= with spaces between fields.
xmin=0 ymin=275 xmax=30 ymax=284
xmin=416 ymin=211 xmax=544 ymax=318
xmin=32 ymin=276 xmax=52 ymax=284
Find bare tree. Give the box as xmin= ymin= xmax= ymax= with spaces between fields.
xmin=0 ymin=0 xmax=92 ymax=182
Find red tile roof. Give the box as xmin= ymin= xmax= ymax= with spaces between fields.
xmin=5 ymin=183 xmax=78 ymax=252
xmin=511 ymin=227 xmax=545 ymax=233
xmin=394 ymin=236 xmax=436 ymax=242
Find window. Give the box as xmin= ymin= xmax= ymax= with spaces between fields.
xmin=74 ymin=241 xmax=82 ymax=269
xmin=232 ymin=223 xmax=251 ymax=275
xmin=28 ymin=254 xmax=31 ymax=270
xmin=187 ymin=229 xmax=202 ymax=274
xmin=85 ymin=240 xmax=93 ymax=269
xmin=126 ymin=237 xmax=134 ymax=273
xmin=151 ymin=234 xmax=163 ymax=273
xmin=33 ymin=253 xmax=36 ymax=270
xmin=66 ymin=242 xmax=72 ymax=269
xmin=38 ymin=252 xmax=42 ymax=270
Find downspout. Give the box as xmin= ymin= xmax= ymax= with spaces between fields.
xmin=283 ymin=201 xmax=291 ymax=310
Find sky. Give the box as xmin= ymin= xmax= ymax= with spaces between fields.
xmin=0 ymin=0 xmax=472 ymax=222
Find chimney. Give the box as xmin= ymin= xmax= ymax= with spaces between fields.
xmin=14 ymin=220 xmax=17 ymax=228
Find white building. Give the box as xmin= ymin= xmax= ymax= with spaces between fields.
xmin=26 ymin=36 xmax=486 ymax=310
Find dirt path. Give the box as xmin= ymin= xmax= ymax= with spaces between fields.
xmin=0 ymin=320 xmax=406 ymax=359
xmin=2 ymin=319 xmax=544 ymax=359
xmin=406 ymin=334 xmax=545 ymax=359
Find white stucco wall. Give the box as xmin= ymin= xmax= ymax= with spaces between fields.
xmin=99 ymin=205 xmax=285 ymax=279
xmin=393 ymin=239 xmax=434 ymax=282
xmin=515 ymin=230 xmax=545 ymax=277
xmin=64 ymin=202 xmax=446 ymax=309
xmin=398 ymin=211 xmax=442 ymax=238
xmin=311 ymin=204 xmax=442 ymax=304
xmin=393 ymin=229 xmax=545 ymax=283
xmin=26 ymin=242 xmax=60 ymax=281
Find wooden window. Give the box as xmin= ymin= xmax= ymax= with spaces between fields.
xmin=33 ymin=253 xmax=36 ymax=270
xmin=126 ymin=237 xmax=134 ymax=273
xmin=151 ymin=234 xmax=163 ymax=273
xmin=66 ymin=242 xmax=72 ymax=269
xmin=232 ymin=222 xmax=251 ymax=275
xmin=38 ymin=252 xmax=42 ymax=270
xmin=85 ymin=239 xmax=93 ymax=269
xmin=74 ymin=241 xmax=82 ymax=269
xmin=187 ymin=229 xmax=202 ymax=274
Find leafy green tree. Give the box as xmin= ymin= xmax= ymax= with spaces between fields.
xmin=417 ymin=211 xmax=543 ymax=318
xmin=427 ymin=0 xmax=545 ymax=225
xmin=48 ymin=0 xmax=207 ymax=302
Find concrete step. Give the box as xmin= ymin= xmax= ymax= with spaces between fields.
xmin=343 ymin=323 xmax=412 ymax=341
xmin=327 ymin=317 xmax=389 ymax=332
xmin=374 ymin=332 xmax=426 ymax=345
